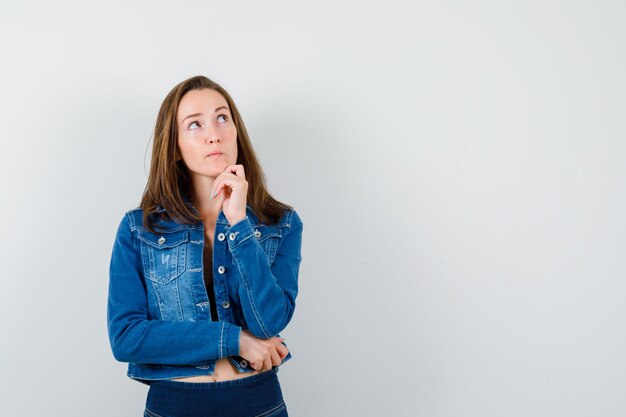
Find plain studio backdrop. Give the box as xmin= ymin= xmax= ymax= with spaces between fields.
xmin=1 ymin=1 xmax=625 ymax=416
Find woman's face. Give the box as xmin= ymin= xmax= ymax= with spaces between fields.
xmin=176 ymin=88 xmax=238 ymax=179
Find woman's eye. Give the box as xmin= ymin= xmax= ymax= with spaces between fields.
xmin=217 ymin=114 xmax=228 ymax=122
xmin=189 ymin=121 xmax=200 ymax=129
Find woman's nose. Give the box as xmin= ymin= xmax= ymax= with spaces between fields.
xmin=206 ymin=136 xmax=221 ymax=144
xmin=204 ymin=124 xmax=221 ymax=144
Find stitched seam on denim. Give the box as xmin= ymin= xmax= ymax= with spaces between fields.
xmin=219 ymin=321 xmax=224 ymax=357
xmin=132 ymin=212 xmax=141 ymax=231
xmin=126 ymin=211 xmax=136 ymax=229
xmin=175 ymin=277 xmax=184 ymax=320
xmin=232 ymin=250 xmax=271 ymax=337
xmin=125 ymin=212 xmax=142 ymax=255
xmin=253 ymin=401 xmax=286 ymax=417
xmin=244 ymin=272 xmax=271 ymax=337
xmin=151 ymin=281 xmax=165 ymax=319
xmin=141 ymin=224 xmax=189 ymax=233
xmin=138 ymin=230 xmax=190 ymax=249
xmin=266 ymin=239 xmax=278 ymax=265
xmin=231 ymin=231 xmax=253 ymax=249
xmin=257 ymin=233 xmax=281 ymax=243
xmin=144 ymin=407 xmax=166 ymax=417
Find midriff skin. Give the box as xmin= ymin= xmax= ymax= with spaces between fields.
xmin=172 ymin=358 xmax=265 ymax=382
xmin=171 ymin=222 xmax=276 ymax=383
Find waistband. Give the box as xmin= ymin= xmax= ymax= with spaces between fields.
xmin=148 ymin=367 xmax=278 ymax=390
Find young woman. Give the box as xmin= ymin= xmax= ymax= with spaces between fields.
xmin=107 ymin=75 xmax=303 ymax=417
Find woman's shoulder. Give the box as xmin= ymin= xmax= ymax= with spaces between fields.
xmin=123 ymin=206 xmax=143 ymax=215
xmin=280 ymin=206 xmax=303 ymax=229
xmin=115 ymin=206 xmax=145 ymax=231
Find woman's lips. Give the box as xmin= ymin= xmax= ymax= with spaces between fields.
xmin=207 ymin=152 xmax=223 ymax=157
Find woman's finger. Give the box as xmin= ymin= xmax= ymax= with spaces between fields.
xmin=211 ymin=172 xmax=241 ymax=199
xmin=270 ymin=349 xmax=282 ymax=366
xmin=278 ymin=343 xmax=289 ymax=359
xmin=222 ymin=164 xmax=245 ymax=179
xmin=263 ymin=355 xmax=272 ymax=372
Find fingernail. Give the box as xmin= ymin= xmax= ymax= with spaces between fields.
xmin=210 ymin=190 xmax=214 ymax=200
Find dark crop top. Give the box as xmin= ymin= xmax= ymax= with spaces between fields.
xmin=203 ymin=243 xmax=219 ymax=322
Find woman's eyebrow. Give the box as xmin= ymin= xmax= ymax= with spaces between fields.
xmin=181 ymin=106 xmax=229 ymax=124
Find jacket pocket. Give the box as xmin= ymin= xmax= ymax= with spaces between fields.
xmin=138 ymin=228 xmax=189 ymax=284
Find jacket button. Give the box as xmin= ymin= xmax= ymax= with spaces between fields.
xmin=254 ymin=229 xmax=261 ymax=238
xmin=240 ymin=359 xmax=248 ymax=367
xmin=229 ymin=232 xmax=236 ymax=241
xmin=157 ymin=236 xmax=165 ymax=245
xmin=221 ymin=301 xmax=230 ymax=309
xmin=217 ymin=266 xmax=226 ymax=274
xmin=217 ymin=233 xmax=225 ymax=241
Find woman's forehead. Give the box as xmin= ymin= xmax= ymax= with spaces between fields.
xmin=178 ymin=89 xmax=230 ymax=119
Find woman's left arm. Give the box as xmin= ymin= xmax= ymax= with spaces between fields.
xmin=226 ymin=209 xmax=303 ymax=339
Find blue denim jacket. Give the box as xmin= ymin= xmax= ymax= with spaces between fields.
xmin=107 ymin=198 xmax=303 ymax=384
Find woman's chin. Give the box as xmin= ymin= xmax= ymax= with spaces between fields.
xmin=191 ymin=160 xmax=233 ymax=178
xmin=210 ymin=159 xmax=231 ymax=169
xmin=190 ymin=168 xmax=220 ymax=180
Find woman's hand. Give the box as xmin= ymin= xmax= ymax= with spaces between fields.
xmin=211 ymin=164 xmax=248 ymax=226
xmin=239 ymin=329 xmax=289 ymax=372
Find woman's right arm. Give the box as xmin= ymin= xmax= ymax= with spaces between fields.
xmin=107 ymin=212 xmax=241 ymax=366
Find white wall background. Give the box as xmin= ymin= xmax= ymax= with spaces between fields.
xmin=1 ymin=1 xmax=625 ymax=416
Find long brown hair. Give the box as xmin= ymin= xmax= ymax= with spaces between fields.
xmin=140 ymin=75 xmax=292 ymax=233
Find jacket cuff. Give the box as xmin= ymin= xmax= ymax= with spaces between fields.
xmin=221 ymin=322 xmax=241 ymax=357
xmin=225 ymin=216 xmax=255 ymax=249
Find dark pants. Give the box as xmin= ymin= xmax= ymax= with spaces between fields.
xmin=144 ymin=368 xmax=288 ymax=417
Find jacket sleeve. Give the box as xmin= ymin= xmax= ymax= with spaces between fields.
xmin=226 ymin=209 xmax=303 ymax=338
xmin=107 ymin=211 xmax=241 ymax=365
